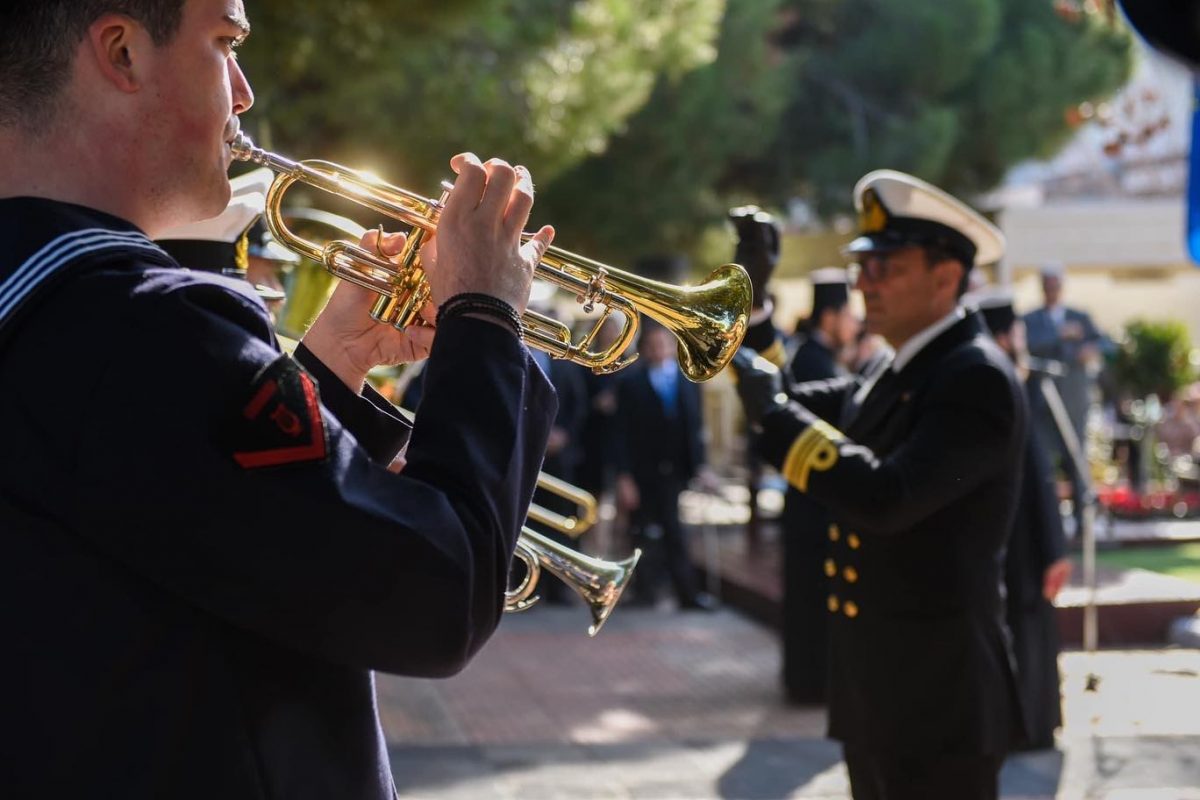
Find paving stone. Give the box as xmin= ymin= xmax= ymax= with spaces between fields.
xmin=381 ymin=607 xmax=1200 ymax=799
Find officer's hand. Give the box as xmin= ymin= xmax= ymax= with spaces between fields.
xmin=730 ymin=348 xmax=788 ymax=428
xmin=729 ymin=206 xmax=780 ymax=309
xmin=426 ymin=153 xmax=554 ymax=316
xmin=302 ymin=229 xmax=436 ymax=392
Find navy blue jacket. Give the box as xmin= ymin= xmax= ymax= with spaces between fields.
xmin=0 ymin=198 xmax=555 ymax=798
xmin=755 ymin=312 xmax=1026 ymax=755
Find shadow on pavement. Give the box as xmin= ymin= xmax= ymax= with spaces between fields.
xmin=717 ymin=738 xmax=845 ymax=799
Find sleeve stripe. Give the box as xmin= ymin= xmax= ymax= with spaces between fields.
xmin=782 ymin=419 xmax=845 ymax=491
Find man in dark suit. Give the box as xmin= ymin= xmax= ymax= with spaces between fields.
xmin=1022 ymin=264 xmax=1103 ymax=530
xmin=973 ymin=286 xmax=1072 ymax=751
xmin=780 ymin=268 xmax=860 ymax=704
xmin=733 ymin=170 xmax=1026 ymax=800
xmin=527 ymin=316 xmax=589 ymax=603
xmin=615 ymin=322 xmax=715 ymax=610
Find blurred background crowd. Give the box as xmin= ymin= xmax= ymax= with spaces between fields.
xmin=227 ymin=0 xmax=1200 ymax=618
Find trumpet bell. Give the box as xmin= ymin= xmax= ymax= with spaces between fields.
xmin=507 ymin=528 xmax=641 ymax=637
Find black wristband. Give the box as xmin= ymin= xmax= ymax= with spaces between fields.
xmin=437 ymin=293 xmax=523 ymax=338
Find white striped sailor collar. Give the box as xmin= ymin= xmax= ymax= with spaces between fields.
xmin=0 ymin=197 xmax=171 ymax=328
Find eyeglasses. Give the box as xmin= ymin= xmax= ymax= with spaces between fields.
xmin=847 ymin=255 xmax=901 ymax=285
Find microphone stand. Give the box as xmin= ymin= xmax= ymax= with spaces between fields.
xmin=1028 ymin=359 xmax=1102 ymax=691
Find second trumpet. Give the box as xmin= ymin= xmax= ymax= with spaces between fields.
xmin=232 ymin=133 xmax=751 ymax=382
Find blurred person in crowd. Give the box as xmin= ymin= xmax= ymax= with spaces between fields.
xmin=245 ymin=219 xmax=300 ymax=324
xmin=728 ymin=207 xmax=784 ymax=544
xmin=0 ymin=1 xmax=556 ymax=796
xmin=577 ymin=314 xmax=626 ymax=498
xmin=1023 ymin=263 xmax=1105 ymax=532
xmin=615 ymin=322 xmax=717 ymax=611
xmin=782 ymin=267 xmax=859 ymax=704
xmin=526 ymin=288 xmax=588 ymax=604
xmin=972 ymin=286 xmax=1071 ymax=752
xmin=1157 ymin=382 xmax=1200 ymax=457
xmin=733 ymin=170 xmax=1025 ymax=800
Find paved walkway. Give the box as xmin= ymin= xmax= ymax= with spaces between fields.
xmin=378 ymin=606 xmax=1200 ymax=799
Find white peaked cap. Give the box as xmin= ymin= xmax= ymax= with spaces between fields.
xmin=847 ymin=169 xmax=1005 ymax=268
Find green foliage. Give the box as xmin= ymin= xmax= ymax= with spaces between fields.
xmin=534 ymin=0 xmax=799 ymax=263
xmin=239 ymin=0 xmax=725 ymax=190
xmin=1112 ymin=320 xmax=1198 ymax=401
xmin=235 ymin=1 xmax=1134 ymax=274
xmin=754 ymin=0 xmax=1133 ymax=212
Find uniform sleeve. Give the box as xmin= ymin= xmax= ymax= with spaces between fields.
xmin=75 ymin=277 xmax=555 ymax=678
xmin=783 ymin=372 xmax=859 ymax=426
xmin=758 ymin=359 xmax=1023 ymax=535
xmin=292 ymin=340 xmax=411 ymax=465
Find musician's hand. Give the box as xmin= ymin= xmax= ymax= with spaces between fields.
xmin=427 ymin=153 xmax=554 ymax=315
xmin=302 ymin=229 xmax=436 ymax=392
xmin=730 ymin=348 xmax=788 ymax=428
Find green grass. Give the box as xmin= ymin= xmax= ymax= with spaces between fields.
xmin=1093 ymin=542 xmax=1200 ymax=584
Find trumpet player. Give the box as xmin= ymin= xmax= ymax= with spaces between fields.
xmin=0 ymin=2 xmax=556 ymax=798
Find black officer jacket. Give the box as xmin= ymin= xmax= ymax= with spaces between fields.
xmin=0 ymin=198 xmax=556 ymax=798
xmin=756 ymin=312 xmax=1026 ymax=755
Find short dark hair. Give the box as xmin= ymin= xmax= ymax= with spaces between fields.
xmin=0 ymin=1 xmax=186 ymax=129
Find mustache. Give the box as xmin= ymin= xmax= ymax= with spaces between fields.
xmin=223 ymin=120 xmax=241 ymax=143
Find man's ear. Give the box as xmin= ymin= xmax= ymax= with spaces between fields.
xmin=930 ymin=257 xmax=965 ymax=300
xmin=85 ymin=15 xmax=150 ymax=93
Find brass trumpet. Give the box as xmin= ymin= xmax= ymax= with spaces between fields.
xmin=514 ymin=474 xmax=633 ymax=636
xmin=231 ymin=133 xmax=752 ymax=382
xmin=529 ymin=471 xmax=598 ymax=537
xmin=507 ymin=528 xmax=640 ymax=637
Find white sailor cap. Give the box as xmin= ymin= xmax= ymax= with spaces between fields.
xmin=845 ymin=170 xmax=1005 ymax=268
xmin=962 ymin=283 xmax=1016 ymax=333
xmin=155 ymin=192 xmax=265 ymax=275
xmin=229 ymin=167 xmax=275 ymax=202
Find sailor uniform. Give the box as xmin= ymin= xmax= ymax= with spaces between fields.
xmin=0 ymin=197 xmax=555 ymax=799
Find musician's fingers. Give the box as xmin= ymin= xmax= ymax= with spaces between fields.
xmin=504 ymin=165 xmax=535 ymax=236
xmin=443 ymin=152 xmax=486 ymax=218
xmin=477 ymin=158 xmax=517 ymax=219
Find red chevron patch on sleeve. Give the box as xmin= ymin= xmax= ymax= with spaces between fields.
xmin=232 ymin=356 xmax=327 ymax=468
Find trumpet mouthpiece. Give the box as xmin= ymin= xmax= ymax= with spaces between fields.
xmin=230 ymin=131 xmax=260 ymax=164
